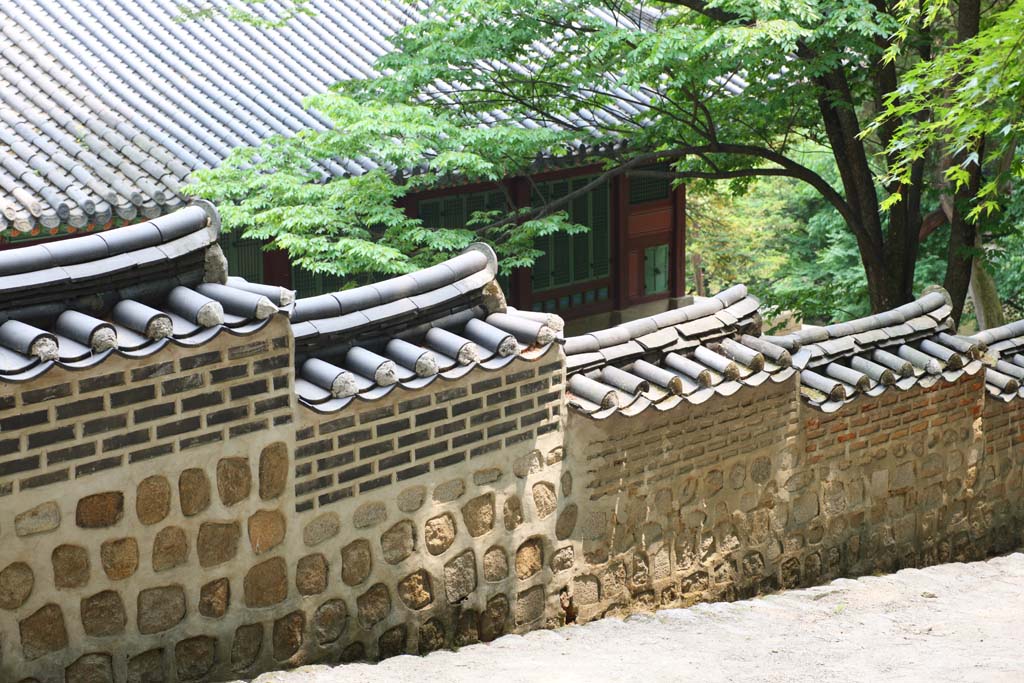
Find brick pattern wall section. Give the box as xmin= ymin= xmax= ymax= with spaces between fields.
xmin=565 ymin=375 xmax=1024 ymax=622
xmin=0 ymin=316 xmax=295 ymax=497
xmin=293 ymin=348 xmax=564 ymax=513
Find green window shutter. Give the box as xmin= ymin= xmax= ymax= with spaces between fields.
xmin=419 ymin=199 xmax=442 ymax=229
xmin=291 ymin=266 xmax=319 ymax=299
xmin=644 ymin=244 xmax=670 ymax=295
xmin=630 ymin=164 xmax=671 ymax=204
xmin=220 ymin=233 xmax=264 ymax=283
xmin=591 ymin=182 xmax=610 ymax=277
xmin=531 ymin=234 xmax=552 ymax=290
xmin=441 ymin=197 xmax=464 ymax=229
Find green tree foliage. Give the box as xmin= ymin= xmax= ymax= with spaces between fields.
xmin=192 ymin=0 xmax=1014 ymax=319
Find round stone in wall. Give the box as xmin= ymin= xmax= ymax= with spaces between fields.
xmin=65 ymin=652 xmax=113 ymax=683
xmin=127 ymin=649 xmax=164 ymax=683
xmin=424 ymin=513 xmax=456 ymax=556
xmin=136 ymin=475 xmax=171 ymax=526
xmin=199 ymin=578 xmax=230 ymax=619
xmin=52 ymin=544 xmax=89 ymax=589
xmin=397 ymin=569 xmax=433 ymax=610
xmin=514 ymin=585 xmax=546 ymax=625
xmin=461 ymin=493 xmax=495 ymax=537
xmin=19 ymin=603 xmax=68 ymax=660
xmin=515 ymin=538 xmax=544 ymax=579
xmin=353 ymin=501 xmax=387 ymax=529
xmin=296 ymin=554 xmax=329 ymax=596
xmin=248 ymin=509 xmax=286 ymax=555
xmin=100 ymin=537 xmax=138 ymax=581
xmin=14 ymin=501 xmax=60 ymax=537
xmin=273 ymin=611 xmax=305 ymax=662
xmin=378 ymin=624 xmax=407 ymax=659
xmin=137 ymin=585 xmax=186 ymax=634
xmin=197 ymin=521 xmax=241 ymax=568
xmin=356 ymin=583 xmax=391 ymax=629
xmin=259 ymin=442 xmax=289 ymax=501
xmin=217 ymin=457 xmax=252 ymax=506
xmin=532 ymin=481 xmax=557 ymax=519
xmin=243 ymin=557 xmax=288 ymax=608
xmin=443 ymin=550 xmax=477 ymax=604
xmin=341 ymin=642 xmax=366 ymax=663
xmin=560 ymin=471 xmax=573 ymax=497
xmin=380 ymin=520 xmax=416 ymax=565
xmin=152 ymin=526 xmax=189 ymax=572
xmin=503 ymin=495 xmax=524 ymax=531
xmin=179 ymin=469 xmax=211 ymax=517
xmin=555 ymin=503 xmax=578 ymax=541
xmin=481 ymin=594 xmax=509 ymax=642
xmin=341 ymin=539 xmax=372 ymax=586
xmin=0 ymin=562 xmax=34 ymax=610
xmin=550 ymin=546 xmax=575 ymax=574
xmin=454 ymin=608 xmax=479 ymax=646
xmin=482 ymin=547 xmax=508 ymax=582
xmin=313 ymin=599 xmax=348 ymax=645
xmin=303 ymin=512 xmax=340 ymax=547
xmin=231 ymin=623 xmax=264 ymax=673
xmin=175 ymin=636 xmax=217 ymax=682
xmin=396 ymin=485 xmax=426 ymax=513
xmin=80 ymin=590 xmax=126 ymax=637
xmin=433 ymin=478 xmax=465 ymax=503
xmin=76 ymin=492 xmax=124 ymax=528
xmin=418 ymin=618 xmax=446 ymax=655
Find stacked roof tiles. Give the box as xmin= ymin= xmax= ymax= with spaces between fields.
xmin=0 ymin=204 xmax=559 ymax=401
xmin=562 ymin=286 xmax=992 ymax=416
xmin=970 ymin=321 xmax=1024 ymax=400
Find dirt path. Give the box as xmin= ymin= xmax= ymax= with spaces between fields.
xmin=246 ymin=552 xmax=1024 ymax=683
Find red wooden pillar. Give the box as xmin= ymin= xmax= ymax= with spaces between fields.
xmin=263 ymin=249 xmax=292 ymax=288
xmin=508 ymin=177 xmax=532 ymax=309
xmin=669 ymin=184 xmax=686 ymax=298
xmin=611 ymin=174 xmax=630 ymax=312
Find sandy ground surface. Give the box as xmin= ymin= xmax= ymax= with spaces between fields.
xmin=246 ymin=552 xmax=1024 ymax=683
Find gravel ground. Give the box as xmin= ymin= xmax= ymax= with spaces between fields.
xmin=246 ymin=552 xmax=1024 ymax=683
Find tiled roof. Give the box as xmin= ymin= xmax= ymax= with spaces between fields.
xmin=0 ymin=204 xmax=561 ymax=407
xmin=0 ymin=0 xmax=743 ymax=236
xmin=562 ymin=286 xmax=989 ymax=417
xmin=969 ymin=321 xmax=1024 ymax=400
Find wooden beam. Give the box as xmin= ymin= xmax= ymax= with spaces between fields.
xmin=509 ymin=177 xmax=532 ymax=309
xmin=612 ymin=174 xmax=630 ymax=310
xmin=670 ymin=184 xmax=686 ymax=298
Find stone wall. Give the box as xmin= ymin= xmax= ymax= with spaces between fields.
xmin=564 ymin=373 xmax=1024 ymax=620
xmin=3 ymin=317 xmax=1024 ymax=682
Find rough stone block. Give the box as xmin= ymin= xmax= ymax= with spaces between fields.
xmin=443 ymin=550 xmax=476 ymax=604
xmin=244 ymin=557 xmax=288 ymax=608
xmin=198 ymin=521 xmax=241 ymax=567
xmin=137 ymin=586 xmax=186 ymax=634
xmin=515 ymin=538 xmax=544 ymax=579
xmin=424 ymin=513 xmax=456 ymax=556
xmin=550 ymin=546 xmax=575 ymax=573
xmin=175 ymin=636 xmax=217 ymax=682
xmin=532 ymin=481 xmax=557 ymax=519
xmin=127 ymin=649 xmax=164 ymax=683
xmin=199 ymin=578 xmax=230 ymax=619
xmin=231 ymin=624 xmax=263 ymax=672
xmin=100 ymin=538 xmax=138 ymax=581
xmin=397 ymin=569 xmax=433 ymax=610
xmin=259 ymin=442 xmax=289 ymax=500
xmin=461 ymin=493 xmax=495 ymax=537
xmin=76 ymin=492 xmax=123 ymax=528
xmin=313 ymin=599 xmax=348 ymax=645
xmin=380 ymin=520 xmax=416 ymax=564
xmin=52 ymin=544 xmax=89 ymax=588
xmin=14 ymin=501 xmax=60 ymax=537
xmin=357 ymin=583 xmax=391 ymax=628
xmin=248 ymin=509 xmax=286 ymax=554
xmin=136 ymin=476 xmax=171 ymax=525
xmin=480 ymin=594 xmax=509 ymax=642
xmin=152 ymin=526 xmax=188 ymax=572
xmin=273 ymin=611 xmax=305 ymax=661
xmin=396 ymin=485 xmax=426 ymax=513
xmin=483 ymin=546 xmax=509 ymax=582
xmin=514 ymin=585 xmax=545 ymax=625
xmin=19 ymin=603 xmax=67 ymax=660
xmin=353 ymin=501 xmax=387 ymax=529
xmin=296 ymin=554 xmax=329 ymax=595
xmin=418 ymin=619 xmax=446 ymax=655
xmin=217 ymin=457 xmax=251 ymax=506
xmin=503 ymin=495 xmax=524 ymax=531
xmin=65 ymin=652 xmax=113 ymax=683
xmin=378 ymin=624 xmax=407 ymax=659
xmin=178 ymin=469 xmax=211 ymax=517
xmin=303 ymin=512 xmax=340 ymax=547
xmin=81 ymin=590 xmax=126 ymax=637
xmin=0 ymin=562 xmax=34 ymax=609
xmin=555 ymin=503 xmax=578 ymax=540
xmin=341 ymin=539 xmax=372 ymax=586
xmin=433 ymin=478 xmax=465 ymax=503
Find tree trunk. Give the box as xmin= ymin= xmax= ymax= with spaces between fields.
xmin=969 ymin=255 xmax=1005 ymax=330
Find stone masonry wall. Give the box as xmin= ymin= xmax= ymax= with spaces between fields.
xmin=564 ymin=373 xmax=1024 ymax=621
xmin=3 ymin=318 xmax=1024 ymax=683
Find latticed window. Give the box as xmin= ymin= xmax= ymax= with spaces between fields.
xmin=629 ymin=164 xmax=672 ymax=204
xmin=530 ymin=176 xmax=610 ymax=292
xmin=290 ymin=267 xmax=348 ymax=299
xmin=419 ymin=190 xmax=511 ymax=292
